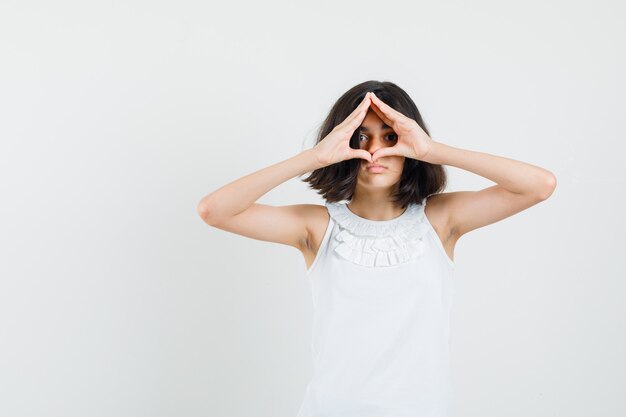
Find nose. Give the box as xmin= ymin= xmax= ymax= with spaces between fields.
xmin=363 ymin=135 xmax=391 ymax=155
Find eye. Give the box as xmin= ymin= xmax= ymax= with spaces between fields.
xmin=359 ymin=133 xmax=397 ymax=142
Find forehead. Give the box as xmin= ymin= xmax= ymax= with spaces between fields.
xmin=360 ymin=111 xmax=393 ymax=131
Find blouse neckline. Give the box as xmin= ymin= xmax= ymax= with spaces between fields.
xmin=343 ymin=202 xmax=412 ymax=225
xmin=324 ymin=198 xmax=430 ymax=267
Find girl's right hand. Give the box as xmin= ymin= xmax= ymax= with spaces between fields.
xmin=312 ymin=92 xmax=374 ymax=167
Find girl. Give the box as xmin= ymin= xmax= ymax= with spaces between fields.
xmin=197 ymin=81 xmax=556 ymax=417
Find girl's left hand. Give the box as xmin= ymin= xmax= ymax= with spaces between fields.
xmin=368 ymin=92 xmax=435 ymax=163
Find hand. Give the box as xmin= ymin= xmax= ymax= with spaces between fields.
xmin=312 ymin=93 xmax=374 ymax=167
xmin=368 ymin=92 xmax=434 ymax=163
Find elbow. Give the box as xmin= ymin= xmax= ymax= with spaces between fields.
xmin=196 ymin=198 xmax=218 ymax=225
xmin=196 ymin=202 xmax=209 ymax=222
xmin=536 ymin=171 xmax=557 ymax=201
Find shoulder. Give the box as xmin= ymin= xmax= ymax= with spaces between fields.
xmin=424 ymin=192 xmax=457 ymax=238
xmin=304 ymin=204 xmax=331 ymax=247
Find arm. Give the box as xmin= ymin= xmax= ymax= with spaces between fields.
xmin=196 ymin=149 xmax=325 ymax=250
xmin=197 ymin=92 xmax=375 ymax=250
xmin=423 ymin=141 xmax=557 ymax=238
xmin=367 ymin=91 xmax=557 ymax=239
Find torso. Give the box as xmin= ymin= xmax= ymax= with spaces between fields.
xmin=301 ymin=194 xmax=458 ymax=269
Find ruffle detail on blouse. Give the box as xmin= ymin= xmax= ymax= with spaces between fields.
xmin=325 ymin=198 xmax=429 ymax=267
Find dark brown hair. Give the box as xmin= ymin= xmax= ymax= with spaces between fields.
xmin=301 ymin=80 xmax=447 ymax=209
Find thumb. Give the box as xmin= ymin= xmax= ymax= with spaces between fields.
xmin=372 ymin=148 xmax=393 ymax=162
xmin=352 ymin=149 xmax=372 ymax=163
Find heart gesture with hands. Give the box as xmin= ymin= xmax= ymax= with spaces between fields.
xmin=367 ymin=92 xmax=435 ymax=163
xmin=312 ymin=92 xmax=374 ymax=167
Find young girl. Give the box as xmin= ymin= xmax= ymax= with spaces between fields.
xmin=197 ymin=81 xmax=556 ymax=417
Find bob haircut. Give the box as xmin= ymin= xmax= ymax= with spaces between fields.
xmin=302 ymin=80 xmax=448 ymax=209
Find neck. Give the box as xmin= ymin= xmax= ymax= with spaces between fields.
xmin=348 ymin=190 xmax=405 ymax=221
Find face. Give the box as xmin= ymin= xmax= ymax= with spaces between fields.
xmin=356 ymin=110 xmax=405 ymax=190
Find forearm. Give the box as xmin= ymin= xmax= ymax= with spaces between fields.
xmin=424 ymin=140 xmax=556 ymax=197
xmin=197 ymin=149 xmax=324 ymax=219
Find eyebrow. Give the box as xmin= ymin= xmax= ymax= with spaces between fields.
xmin=359 ymin=123 xmax=393 ymax=132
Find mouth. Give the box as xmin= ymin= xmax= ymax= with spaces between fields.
xmin=366 ymin=164 xmax=387 ymax=173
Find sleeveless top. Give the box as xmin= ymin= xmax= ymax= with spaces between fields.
xmin=296 ymin=196 xmax=456 ymax=417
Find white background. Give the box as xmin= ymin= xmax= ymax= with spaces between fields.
xmin=1 ymin=1 xmax=624 ymax=416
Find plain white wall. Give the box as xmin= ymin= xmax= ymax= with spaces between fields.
xmin=1 ymin=1 xmax=624 ymax=416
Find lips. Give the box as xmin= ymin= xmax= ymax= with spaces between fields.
xmin=366 ymin=164 xmax=387 ymax=173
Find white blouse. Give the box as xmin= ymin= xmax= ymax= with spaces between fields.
xmin=297 ymin=196 xmax=456 ymax=417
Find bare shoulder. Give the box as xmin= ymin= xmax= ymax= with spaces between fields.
xmin=424 ymin=192 xmax=459 ymax=262
xmin=303 ymin=204 xmax=330 ymax=247
xmin=427 ymin=185 xmax=549 ymax=239
xmin=200 ymin=202 xmax=326 ymax=252
xmin=287 ymin=203 xmax=330 ymax=244
xmin=424 ymin=193 xmax=453 ymax=233
xmin=301 ymin=204 xmax=331 ymax=269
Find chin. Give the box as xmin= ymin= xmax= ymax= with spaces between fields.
xmin=358 ymin=176 xmax=402 ymax=188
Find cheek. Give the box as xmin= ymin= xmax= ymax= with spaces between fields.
xmin=392 ymin=157 xmax=405 ymax=170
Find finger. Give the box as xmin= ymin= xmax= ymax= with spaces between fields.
xmin=371 ymin=146 xmax=400 ymax=162
xmin=368 ymin=100 xmax=395 ymax=128
xmin=341 ymin=106 xmax=369 ymax=137
xmin=342 ymin=93 xmax=372 ymax=129
xmin=372 ymin=148 xmax=389 ymax=162
xmin=352 ymin=149 xmax=372 ymax=162
xmin=346 ymin=92 xmax=372 ymax=120
xmin=346 ymin=106 xmax=370 ymax=133
xmin=370 ymin=92 xmax=403 ymax=124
